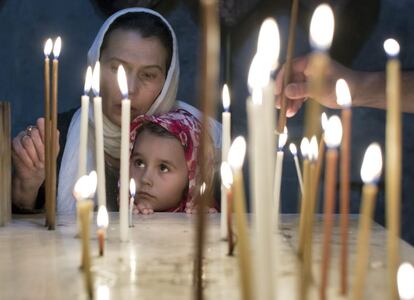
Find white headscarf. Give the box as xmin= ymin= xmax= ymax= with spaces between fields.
xmin=57 ymin=8 xmax=221 ymax=213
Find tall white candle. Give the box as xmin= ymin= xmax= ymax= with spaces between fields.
xmin=289 ymin=143 xmax=304 ymax=194
xmin=79 ymin=66 xmax=92 ymax=179
xmin=273 ymin=126 xmax=287 ymax=228
xmin=221 ymin=84 xmax=231 ymax=239
xmin=117 ymin=65 xmax=130 ymax=242
xmin=92 ymin=62 xmax=106 ymax=208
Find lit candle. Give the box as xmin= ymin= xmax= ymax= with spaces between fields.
xmin=220 ymin=161 xmax=234 ymax=256
xmin=289 ymin=143 xmax=304 ymax=194
xmin=96 ymin=205 xmax=109 ymax=257
xmin=129 ymin=179 xmax=136 ymax=228
xmin=118 ymin=65 xmax=130 ymax=242
xmin=49 ymin=36 xmax=61 ymax=230
xmin=397 ymin=262 xmax=414 ymax=300
xmin=43 ymin=38 xmax=52 ymax=227
xmin=273 ymin=126 xmax=287 ymax=228
xmin=79 ymin=66 xmax=92 ymax=178
xmin=298 ymin=137 xmax=310 ymax=257
xmin=92 ymin=62 xmax=107 ymax=208
xmin=228 ymin=137 xmax=253 ymax=300
xmin=352 ymin=143 xmax=382 ymax=300
xmin=74 ymin=171 xmax=97 ymax=238
xmin=304 ymin=4 xmax=334 ymax=138
xmin=301 ymin=135 xmax=319 ymax=298
xmin=320 ymin=115 xmax=342 ymax=300
xmin=315 ymin=112 xmax=328 ymax=197
xmin=384 ymin=38 xmax=402 ymax=300
xmin=221 ymin=84 xmax=231 ymax=240
xmin=336 ymin=78 xmax=352 ymax=295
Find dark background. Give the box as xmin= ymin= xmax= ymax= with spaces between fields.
xmin=2 ymin=0 xmax=414 ymax=244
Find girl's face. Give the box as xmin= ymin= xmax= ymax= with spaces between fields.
xmin=130 ymin=130 xmax=188 ymax=211
xmin=100 ymin=29 xmax=168 ymax=126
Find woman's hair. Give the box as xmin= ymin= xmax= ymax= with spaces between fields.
xmin=100 ymin=12 xmax=173 ymax=70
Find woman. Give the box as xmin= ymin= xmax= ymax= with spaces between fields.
xmin=12 ymin=8 xmax=221 ymax=213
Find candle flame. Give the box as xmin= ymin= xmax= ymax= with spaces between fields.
xmin=97 ymin=284 xmax=110 ymax=300
xmin=44 ymin=38 xmax=53 ymax=57
xmin=398 ymin=262 xmax=414 ymax=300
xmin=289 ymin=143 xmax=297 ymax=156
xmin=300 ymin=137 xmax=310 ymax=159
xmin=97 ymin=205 xmax=109 ymax=228
xmin=360 ymin=143 xmax=382 ymax=183
xmin=117 ymin=65 xmax=129 ymax=99
xmin=129 ymin=178 xmax=136 ymax=198
xmin=384 ymin=38 xmax=400 ymax=57
xmin=336 ymin=79 xmax=352 ymax=107
xmin=52 ymin=37 xmax=61 ymax=59
xmin=228 ymin=136 xmax=246 ymax=170
xmin=321 ymin=112 xmax=328 ymax=131
xmin=257 ymin=18 xmax=280 ymax=70
xmin=252 ymin=88 xmax=263 ymax=105
xmin=222 ymin=84 xmax=231 ymax=110
xmin=74 ymin=175 xmax=92 ymax=200
xmin=278 ymin=126 xmax=288 ymax=149
xmin=220 ymin=161 xmax=233 ymax=189
xmin=309 ymin=136 xmax=319 ymax=161
xmin=92 ymin=62 xmax=100 ymax=96
xmin=200 ymin=182 xmax=206 ymax=195
xmin=84 ymin=66 xmax=93 ymax=95
xmin=88 ymin=170 xmax=98 ymax=196
xmin=324 ymin=115 xmax=342 ymax=148
xmin=310 ymin=4 xmax=335 ymax=50
xmin=247 ymin=53 xmax=270 ymax=91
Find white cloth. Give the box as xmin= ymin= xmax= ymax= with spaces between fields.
xmin=57 ymin=8 xmax=221 ymax=214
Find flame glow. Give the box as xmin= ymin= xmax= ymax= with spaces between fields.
xmin=228 ymin=136 xmax=246 ymax=170
xmin=310 ymin=4 xmax=335 ymax=50
xmin=384 ymin=38 xmax=400 ymax=57
xmin=321 ymin=112 xmax=328 ymax=131
xmin=92 ymin=62 xmax=100 ymax=96
xmin=257 ymin=18 xmax=280 ymax=70
xmin=360 ymin=143 xmax=383 ymax=183
xmin=309 ymin=136 xmax=319 ymax=161
xmin=300 ymin=137 xmax=310 ymax=159
xmin=52 ymin=37 xmax=61 ymax=58
xmin=222 ymin=84 xmax=230 ymax=111
xmin=247 ymin=54 xmax=270 ymax=90
xmin=278 ymin=127 xmax=288 ymax=149
xmin=97 ymin=205 xmax=109 ymax=228
xmin=44 ymin=38 xmax=53 ymax=57
xmin=336 ymin=79 xmax=352 ymax=107
xmin=220 ymin=161 xmax=233 ymax=189
xmin=117 ymin=65 xmax=128 ymax=99
xmin=84 ymin=66 xmax=93 ymax=95
xmin=129 ymin=178 xmax=136 ymax=198
xmin=324 ymin=115 xmax=342 ymax=148
xmin=289 ymin=143 xmax=297 ymax=156
xmin=398 ymin=262 xmax=414 ymax=300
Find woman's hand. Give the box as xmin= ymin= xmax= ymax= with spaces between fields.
xmin=12 ymin=118 xmax=60 ymax=209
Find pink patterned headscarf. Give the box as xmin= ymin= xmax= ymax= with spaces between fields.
xmin=130 ymin=109 xmax=215 ymax=212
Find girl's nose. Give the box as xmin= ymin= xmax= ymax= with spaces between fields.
xmin=140 ymin=168 xmax=153 ymax=187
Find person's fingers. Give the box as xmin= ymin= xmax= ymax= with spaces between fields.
xmin=21 ymin=135 xmax=42 ymax=167
xmin=285 ymin=82 xmax=310 ymax=100
xmin=286 ymin=99 xmax=305 ymax=118
xmin=36 ymin=118 xmax=45 ymax=143
xmin=29 ymin=128 xmax=45 ymax=163
xmin=12 ymin=133 xmax=35 ymax=169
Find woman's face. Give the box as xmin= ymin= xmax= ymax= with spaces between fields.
xmin=100 ymin=29 xmax=168 ymax=126
xmin=130 ymin=130 xmax=188 ymax=211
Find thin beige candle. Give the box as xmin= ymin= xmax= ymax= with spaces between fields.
xmin=314 ymin=113 xmax=328 ymax=205
xmin=79 ymin=67 xmax=92 ymax=179
xmin=298 ymin=137 xmax=310 ymax=258
xmin=92 ymin=62 xmax=107 ymax=209
xmin=228 ymin=137 xmax=253 ymax=300
xmin=220 ymin=162 xmax=234 ymax=255
xmin=273 ymin=127 xmax=288 ymax=228
xmin=117 ymin=65 xmax=130 ymax=242
xmin=96 ymin=205 xmax=108 ymax=257
xmin=336 ymin=79 xmax=352 ymax=295
xmin=384 ymin=38 xmax=402 ymax=300
xmin=351 ymin=143 xmax=382 ymax=300
xmin=278 ymin=0 xmax=298 ymax=133
xmin=304 ymin=4 xmax=334 ymax=138
xmin=43 ymin=38 xmax=52 ymax=227
xmin=221 ymin=84 xmax=231 ymax=240
xmin=49 ymin=36 xmax=61 ymax=230
xmin=320 ymin=116 xmax=342 ymax=300
xmin=79 ymin=199 xmax=94 ymax=299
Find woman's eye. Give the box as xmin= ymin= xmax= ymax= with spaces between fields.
xmin=140 ymin=72 xmax=156 ymax=81
xmin=159 ymin=164 xmax=169 ymax=173
xmin=134 ymin=159 xmax=145 ymax=168
xmin=110 ymin=65 xmax=118 ymax=73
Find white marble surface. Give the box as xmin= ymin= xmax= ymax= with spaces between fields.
xmin=0 ymin=213 xmax=413 ymax=300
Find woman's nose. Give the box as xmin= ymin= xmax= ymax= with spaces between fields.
xmin=127 ymin=75 xmax=138 ymax=96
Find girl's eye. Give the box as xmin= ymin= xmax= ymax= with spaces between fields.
xmin=159 ymin=164 xmax=169 ymax=173
xmin=134 ymin=159 xmax=145 ymax=168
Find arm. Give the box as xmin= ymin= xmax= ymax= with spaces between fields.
xmin=275 ymin=54 xmax=414 ymax=116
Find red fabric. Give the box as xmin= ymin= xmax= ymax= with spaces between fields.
xmin=130 ymin=109 xmax=215 ymax=212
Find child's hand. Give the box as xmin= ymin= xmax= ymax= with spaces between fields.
xmin=134 ymin=200 xmax=154 ymax=215
xmin=185 ymin=201 xmax=218 ymax=214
